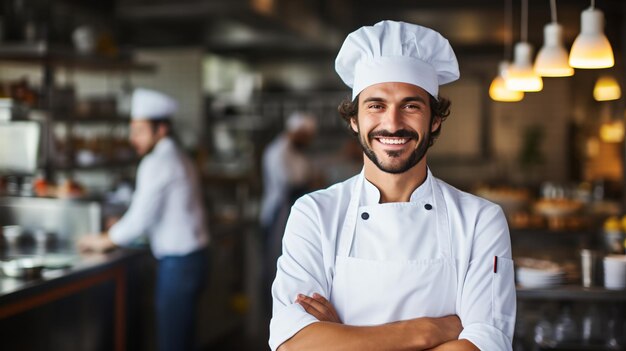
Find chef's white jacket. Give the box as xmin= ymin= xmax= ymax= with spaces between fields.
xmin=269 ymin=171 xmax=516 ymax=350
xmin=109 ymin=137 xmax=209 ymax=258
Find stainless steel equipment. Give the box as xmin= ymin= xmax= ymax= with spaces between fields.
xmin=0 ymin=121 xmax=41 ymax=174
xmin=0 ymin=196 xmax=101 ymax=246
xmin=1 ymin=255 xmax=45 ymax=279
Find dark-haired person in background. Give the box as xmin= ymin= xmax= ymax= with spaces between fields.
xmin=78 ymin=88 xmax=209 ymax=351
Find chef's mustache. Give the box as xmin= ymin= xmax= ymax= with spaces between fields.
xmin=368 ymin=129 xmax=419 ymax=139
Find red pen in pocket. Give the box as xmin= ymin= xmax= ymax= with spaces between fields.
xmin=493 ymin=256 xmax=498 ymax=273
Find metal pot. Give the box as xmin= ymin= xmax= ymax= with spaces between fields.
xmin=1 ymin=256 xmax=45 ymax=279
xmin=2 ymin=225 xmax=23 ymax=249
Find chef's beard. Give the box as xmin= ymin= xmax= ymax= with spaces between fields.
xmin=142 ymin=143 xmax=156 ymax=157
xmin=357 ymin=127 xmax=431 ymax=174
xmin=133 ymin=137 xmax=159 ymax=159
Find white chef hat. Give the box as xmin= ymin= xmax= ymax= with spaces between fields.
xmin=130 ymin=88 xmax=178 ymax=120
xmin=335 ymin=20 xmax=460 ymax=100
xmin=286 ymin=111 xmax=317 ymax=133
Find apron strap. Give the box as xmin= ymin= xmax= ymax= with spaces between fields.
xmin=337 ymin=170 xmax=364 ymax=257
xmin=429 ymin=169 xmax=453 ymax=259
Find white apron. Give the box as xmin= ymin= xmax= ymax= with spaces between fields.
xmin=330 ymin=172 xmax=457 ymax=325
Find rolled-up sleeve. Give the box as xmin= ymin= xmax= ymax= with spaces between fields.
xmin=458 ymin=205 xmax=516 ymax=351
xmin=269 ymin=196 xmax=327 ymax=351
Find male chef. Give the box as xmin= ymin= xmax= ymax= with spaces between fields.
xmin=269 ymin=21 xmax=516 ymax=351
xmin=78 ymin=88 xmax=209 ymax=351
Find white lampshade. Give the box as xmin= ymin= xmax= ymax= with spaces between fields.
xmin=593 ymin=75 xmax=621 ymax=101
xmin=506 ymin=42 xmax=543 ymax=92
xmin=534 ymin=23 xmax=574 ymax=77
xmin=490 ymin=61 xmax=524 ymax=102
xmin=569 ymin=7 xmax=614 ymax=69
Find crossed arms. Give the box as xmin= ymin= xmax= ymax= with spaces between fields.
xmin=277 ymin=293 xmax=479 ymax=351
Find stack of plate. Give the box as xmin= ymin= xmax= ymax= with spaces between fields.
xmin=517 ymin=267 xmax=565 ymax=288
xmin=516 ymin=258 xmax=565 ymax=288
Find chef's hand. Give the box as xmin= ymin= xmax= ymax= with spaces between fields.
xmin=77 ymin=234 xmax=116 ymax=253
xmin=296 ymin=293 xmax=342 ymax=324
xmin=423 ymin=315 xmax=464 ymax=350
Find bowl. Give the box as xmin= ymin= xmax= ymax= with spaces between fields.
xmin=533 ymin=198 xmax=583 ymax=217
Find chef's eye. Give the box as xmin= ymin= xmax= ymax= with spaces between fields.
xmin=403 ymin=103 xmax=423 ymax=110
xmin=367 ymin=104 xmax=384 ymax=110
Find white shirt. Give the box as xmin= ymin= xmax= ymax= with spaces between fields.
xmin=259 ymin=134 xmax=312 ymax=227
xmin=109 ymin=137 xmax=209 ymax=258
xmin=269 ymin=171 xmax=516 ymax=350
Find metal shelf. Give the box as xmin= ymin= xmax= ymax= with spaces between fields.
xmin=517 ymin=285 xmax=626 ymax=301
xmin=0 ymin=43 xmax=156 ymax=72
xmin=536 ymin=342 xmax=622 ymax=351
xmin=51 ymin=116 xmax=131 ymax=124
xmin=511 ymin=228 xmax=595 ymax=236
xmin=53 ymin=159 xmax=138 ymax=171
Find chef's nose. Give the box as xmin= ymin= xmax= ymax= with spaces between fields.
xmin=382 ymin=105 xmax=404 ymax=131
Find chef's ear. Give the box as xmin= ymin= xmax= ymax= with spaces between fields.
xmin=350 ymin=117 xmax=359 ymax=134
xmin=431 ymin=116 xmax=442 ymax=133
xmin=150 ymin=119 xmax=171 ymax=137
xmin=156 ymin=123 xmax=170 ymax=138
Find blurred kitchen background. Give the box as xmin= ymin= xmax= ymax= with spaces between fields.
xmin=1 ymin=0 xmax=626 ymax=350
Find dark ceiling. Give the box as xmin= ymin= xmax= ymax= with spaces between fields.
xmin=62 ymin=0 xmax=626 ymax=63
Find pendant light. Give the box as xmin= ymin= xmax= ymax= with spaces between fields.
xmin=599 ymin=120 xmax=624 ymax=142
xmin=534 ymin=0 xmax=574 ymax=77
xmin=490 ymin=62 xmax=524 ymax=101
xmin=490 ymin=0 xmax=524 ymax=102
xmin=593 ymin=75 xmax=621 ymax=101
xmin=569 ymin=0 xmax=614 ymax=69
xmin=506 ymin=0 xmax=543 ymax=92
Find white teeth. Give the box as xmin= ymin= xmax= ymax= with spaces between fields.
xmin=378 ymin=138 xmax=408 ymax=145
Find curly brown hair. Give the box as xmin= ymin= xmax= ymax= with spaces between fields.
xmin=337 ymin=94 xmax=451 ymax=147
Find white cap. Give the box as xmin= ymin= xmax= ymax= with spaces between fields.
xmin=335 ymin=20 xmax=460 ymax=100
xmin=130 ymin=88 xmax=178 ymax=120
xmin=286 ymin=111 xmax=317 ymax=133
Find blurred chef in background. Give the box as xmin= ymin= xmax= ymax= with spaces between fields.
xmin=259 ymin=111 xmax=321 ymax=313
xmin=78 ymin=88 xmax=209 ymax=351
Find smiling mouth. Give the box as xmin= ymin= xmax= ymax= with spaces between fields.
xmin=375 ymin=137 xmax=410 ymax=145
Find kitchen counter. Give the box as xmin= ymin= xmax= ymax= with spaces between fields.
xmin=0 ymin=247 xmax=155 ymax=351
xmin=0 ymin=248 xmax=149 ymax=302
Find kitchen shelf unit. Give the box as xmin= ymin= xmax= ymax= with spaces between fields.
xmin=0 ymin=43 xmax=155 ymax=179
xmin=511 ymin=227 xmax=626 ymax=351
xmin=48 ymin=115 xmax=137 ymax=172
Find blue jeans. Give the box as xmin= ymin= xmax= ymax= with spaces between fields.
xmin=156 ymin=248 xmax=209 ymax=351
